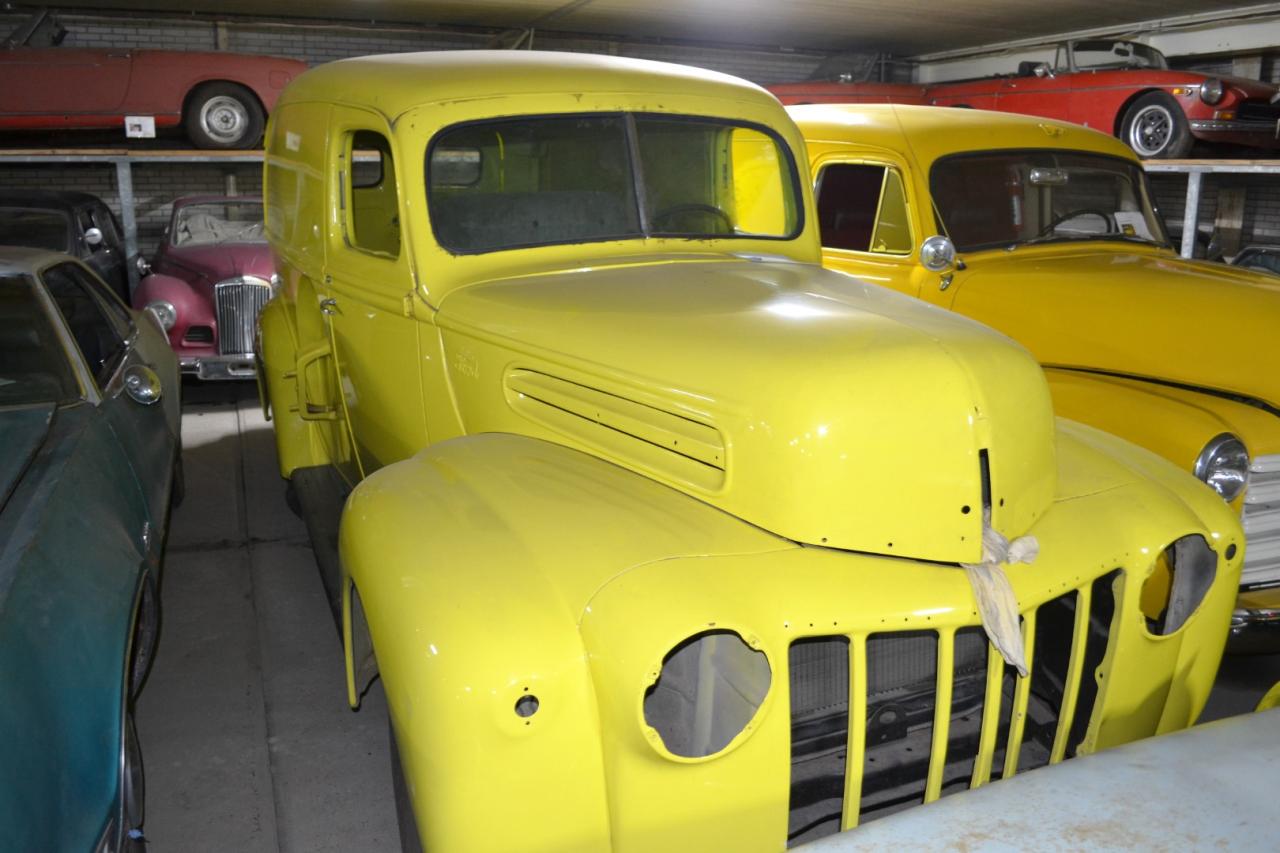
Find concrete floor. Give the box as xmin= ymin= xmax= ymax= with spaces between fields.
xmin=134 ymin=381 xmax=1280 ymax=851
xmin=135 ymin=382 xmax=396 ymax=853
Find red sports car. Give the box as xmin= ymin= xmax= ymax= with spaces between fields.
xmin=1 ymin=10 xmax=306 ymax=149
xmin=132 ymin=196 xmax=276 ymax=380
xmin=771 ymin=40 xmax=1280 ymax=159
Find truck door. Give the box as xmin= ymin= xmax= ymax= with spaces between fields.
xmin=320 ymin=107 xmax=427 ymax=476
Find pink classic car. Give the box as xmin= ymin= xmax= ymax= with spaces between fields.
xmin=1 ymin=11 xmax=306 ymax=149
xmin=771 ymin=40 xmax=1280 ymax=159
xmin=132 ymin=196 xmax=275 ymax=379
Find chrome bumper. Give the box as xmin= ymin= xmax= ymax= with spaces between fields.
xmin=1228 ymin=585 xmax=1280 ymax=654
xmin=1189 ymin=118 xmax=1280 ymax=134
xmin=179 ymin=354 xmax=258 ymax=381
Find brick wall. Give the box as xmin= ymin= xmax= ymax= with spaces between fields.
xmin=1150 ymin=171 xmax=1280 ymax=252
xmin=0 ymin=160 xmax=263 ymax=248
xmin=7 ymin=10 xmax=1280 ymax=257
xmin=1173 ymin=53 xmax=1280 ymax=84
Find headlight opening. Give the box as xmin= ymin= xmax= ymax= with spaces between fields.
xmin=1140 ymin=534 xmax=1218 ymax=635
xmin=643 ymin=629 xmax=770 ymax=758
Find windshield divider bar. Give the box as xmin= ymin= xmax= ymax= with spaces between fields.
xmin=623 ymin=114 xmax=651 ymax=236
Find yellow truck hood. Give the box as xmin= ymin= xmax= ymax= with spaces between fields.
xmin=437 ymin=257 xmax=1056 ymax=563
xmin=951 ymin=247 xmax=1280 ymax=409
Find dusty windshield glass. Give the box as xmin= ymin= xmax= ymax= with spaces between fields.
xmin=930 ymin=150 xmax=1169 ymax=253
xmin=0 ymin=274 xmax=80 ymax=406
xmin=172 ymin=201 xmax=266 ymax=246
xmin=1072 ymin=40 xmax=1167 ymax=70
xmin=0 ymin=208 xmax=71 ymax=253
xmin=427 ymin=113 xmax=800 ymax=253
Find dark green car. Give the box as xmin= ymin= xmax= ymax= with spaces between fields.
xmin=0 ymin=247 xmax=179 ymax=852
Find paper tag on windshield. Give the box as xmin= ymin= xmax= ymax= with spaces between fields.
xmin=125 ymin=116 xmax=156 ymax=138
xmin=1113 ymin=211 xmax=1152 ymax=240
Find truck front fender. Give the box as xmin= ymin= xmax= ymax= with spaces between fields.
xmin=1046 ymin=367 xmax=1280 ymax=495
xmin=339 ymin=432 xmax=789 ymax=852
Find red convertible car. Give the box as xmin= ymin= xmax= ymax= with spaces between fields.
xmin=1 ymin=10 xmax=306 ymax=149
xmin=132 ymin=196 xmax=275 ymax=379
xmin=771 ymin=39 xmax=1280 ymax=159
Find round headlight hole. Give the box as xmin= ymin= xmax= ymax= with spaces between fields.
xmin=643 ymin=630 xmax=770 ymax=758
xmin=514 ymin=695 xmax=539 ymax=718
xmin=1140 ymin=534 xmax=1217 ymax=636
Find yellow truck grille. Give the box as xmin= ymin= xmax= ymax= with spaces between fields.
xmin=785 ymin=570 xmax=1120 ymax=846
xmin=1242 ymin=454 xmax=1280 ymax=587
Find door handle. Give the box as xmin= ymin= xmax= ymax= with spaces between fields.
xmin=320 ymin=298 xmax=338 ymax=316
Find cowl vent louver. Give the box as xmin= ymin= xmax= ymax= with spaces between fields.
xmin=505 ymin=369 xmax=725 ymax=491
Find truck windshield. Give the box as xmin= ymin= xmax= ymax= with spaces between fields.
xmin=427 ymin=113 xmax=801 ymax=253
xmin=0 ymin=274 xmax=80 ymax=406
xmin=1072 ymin=40 xmax=1167 ymax=71
xmin=930 ymin=150 xmax=1170 ymax=253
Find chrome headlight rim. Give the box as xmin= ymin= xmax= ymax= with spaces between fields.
xmin=1194 ymin=432 xmax=1249 ymax=502
xmin=1200 ymin=78 xmax=1226 ymax=105
xmin=145 ymin=299 xmax=177 ymax=331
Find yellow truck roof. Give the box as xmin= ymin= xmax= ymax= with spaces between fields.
xmin=788 ymin=102 xmax=1137 ymax=164
xmin=279 ymin=50 xmax=781 ymax=120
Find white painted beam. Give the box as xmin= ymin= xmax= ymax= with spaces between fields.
xmin=911 ymin=2 xmax=1280 ymax=83
xmin=1146 ymin=17 xmax=1280 ymax=57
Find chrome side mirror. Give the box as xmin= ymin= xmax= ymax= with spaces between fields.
xmin=84 ymin=226 xmax=104 ymax=248
xmin=123 ymin=364 xmax=162 ymax=406
xmin=920 ymin=235 xmax=957 ymax=272
xmin=1033 ymin=63 xmax=1055 ymax=79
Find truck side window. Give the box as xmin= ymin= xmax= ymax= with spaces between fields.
xmin=816 ymin=164 xmax=912 ymax=255
xmin=347 ymin=130 xmax=401 ymax=259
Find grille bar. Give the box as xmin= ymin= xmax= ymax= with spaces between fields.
xmin=923 ymin=630 xmax=955 ymax=803
xmin=840 ymin=637 xmax=868 ymax=832
xmin=973 ymin=641 xmax=1004 ymax=788
xmin=1050 ymin=584 xmax=1092 ymax=764
xmin=215 ymin=279 xmax=272 ymax=356
xmin=1002 ymin=610 xmax=1036 ymax=779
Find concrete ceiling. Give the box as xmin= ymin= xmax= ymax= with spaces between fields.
xmin=34 ymin=1 xmax=1269 ymax=54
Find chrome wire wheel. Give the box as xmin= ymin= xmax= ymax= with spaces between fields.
xmin=1128 ymin=104 xmax=1174 ymax=157
xmin=199 ymin=95 xmax=250 ymax=146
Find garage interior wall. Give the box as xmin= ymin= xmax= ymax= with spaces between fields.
xmin=5 ymin=11 xmax=1280 ymax=252
xmin=0 ymin=10 xmax=846 ymax=246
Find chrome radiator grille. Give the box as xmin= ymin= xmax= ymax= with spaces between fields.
xmin=786 ymin=570 xmax=1121 ymax=846
xmin=1242 ymin=454 xmax=1280 ymax=587
xmin=215 ymin=278 xmax=272 ymax=356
